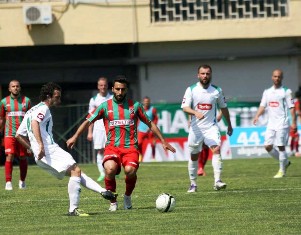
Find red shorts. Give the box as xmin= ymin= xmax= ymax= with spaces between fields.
xmin=289 ymin=128 xmax=299 ymax=138
xmin=138 ymin=131 xmax=155 ymax=145
xmin=4 ymin=136 xmax=27 ymax=157
xmin=103 ymin=146 xmax=139 ymax=175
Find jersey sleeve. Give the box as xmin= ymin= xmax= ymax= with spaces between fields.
xmin=181 ymin=87 xmax=192 ymax=108
xmin=0 ymin=101 xmax=5 ymax=118
xmin=32 ymin=105 xmax=48 ymax=123
xmin=137 ymin=103 xmax=151 ymax=125
xmin=286 ymin=89 xmax=295 ymax=109
xmin=259 ymin=90 xmax=268 ymax=108
xmin=217 ymin=89 xmax=227 ymax=109
xmin=86 ymin=104 xmax=105 ymax=123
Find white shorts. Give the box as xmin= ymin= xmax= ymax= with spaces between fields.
xmin=35 ymin=146 xmax=76 ymax=180
xmin=188 ymin=125 xmax=221 ymax=154
xmin=93 ymin=129 xmax=107 ymax=150
xmin=264 ymin=127 xmax=289 ymax=146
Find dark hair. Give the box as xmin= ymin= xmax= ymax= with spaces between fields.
xmin=39 ymin=82 xmax=62 ymax=101
xmin=198 ymin=64 xmax=212 ymax=73
xmin=113 ymin=75 xmax=129 ymax=87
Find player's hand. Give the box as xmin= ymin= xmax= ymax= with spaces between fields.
xmin=227 ymin=126 xmax=233 ymax=136
xmin=195 ymin=112 xmax=205 ymax=120
xmin=87 ymin=133 xmax=93 ymax=142
xmin=37 ymin=146 xmax=45 ymax=160
xmin=66 ymin=137 xmax=76 ymax=149
xmin=253 ymin=117 xmax=258 ymax=125
xmin=162 ymin=141 xmax=176 ymax=153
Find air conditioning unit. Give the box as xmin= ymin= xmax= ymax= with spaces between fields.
xmin=23 ymin=5 xmax=53 ymax=25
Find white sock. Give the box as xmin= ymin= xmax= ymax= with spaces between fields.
xmin=188 ymin=159 xmax=198 ymax=186
xmin=279 ymin=151 xmax=287 ymax=172
xmin=212 ymin=154 xmax=222 ymax=182
xmin=80 ymin=172 xmax=106 ymax=193
xmin=268 ymin=148 xmax=279 ymax=160
xmin=68 ymin=176 xmax=81 ymax=212
xmin=97 ymin=152 xmax=105 ymax=175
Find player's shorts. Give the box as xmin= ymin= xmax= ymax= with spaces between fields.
xmin=4 ymin=136 xmax=27 ymax=157
xmin=93 ymin=129 xmax=106 ymax=150
xmin=34 ymin=146 xmax=76 ymax=180
xmin=264 ymin=127 xmax=289 ymax=146
xmin=188 ymin=125 xmax=221 ymax=154
xmin=103 ymin=146 xmax=139 ymax=175
xmin=289 ymin=127 xmax=299 ymax=138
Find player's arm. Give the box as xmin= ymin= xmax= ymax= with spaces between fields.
xmin=31 ymin=120 xmax=45 ymax=160
xmin=220 ymin=107 xmax=233 ymax=136
xmin=0 ymin=116 xmax=4 ymax=133
xmin=15 ymin=134 xmax=33 ymax=156
xmin=67 ymin=119 xmax=91 ymax=149
xmin=253 ymin=106 xmax=265 ymax=125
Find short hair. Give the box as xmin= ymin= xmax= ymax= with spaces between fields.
xmin=113 ymin=75 xmax=129 ymax=87
xmin=39 ymin=82 xmax=62 ymax=101
xmin=198 ymin=64 xmax=212 ymax=73
xmin=98 ymin=77 xmax=108 ymax=83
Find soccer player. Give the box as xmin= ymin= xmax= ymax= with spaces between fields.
xmin=253 ymin=69 xmax=296 ymax=178
xmin=181 ymin=64 xmax=233 ymax=192
xmin=87 ymin=77 xmax=113 ymax=181
xmin=66 ymin=75 xmax=176 ymax=211
xmin=0 ymin=80 xmax=31 ymax=190
xmin=137 ymin=96 xmax=158 ymax=162
xmin=15 ymin=82 xmax=116 ymax=216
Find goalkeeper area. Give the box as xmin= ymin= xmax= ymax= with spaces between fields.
xmin=1 ymin=158 xmax=301 ymax=234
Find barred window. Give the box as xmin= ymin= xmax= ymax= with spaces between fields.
xmin=150 ymin=0 xmax=289 ymax=23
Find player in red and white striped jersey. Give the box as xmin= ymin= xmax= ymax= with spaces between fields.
xmin=0 ymin=80 xmax=31 ymax=190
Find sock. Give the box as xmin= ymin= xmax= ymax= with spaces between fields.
xmin=105 ymin=177 xmax=117 ymax=203
xmin=19 ymin=157 xmax=28 ymax=181
xmin=68 ymin=176 xmax=81 ymax=212
xmin=279 ymin=151 xmax=287 ymax=172
xmin=80 ymin=172 xmax=105 ymax=193
xmin=151 ymin=144 xmax=156 ymax=159
xmin=5 ymin=161 xmax=13 ymax=182
xmin=212 ymin=154 xmax=223 ymax=182
xmin=268 ymin=148 xmax=279 ymax=160
xmin=96 ymin=151 xmax=104 ymax=176
xmin=125 ymin=175 xmax=137 ymax=196
xmin=188 ymin=159 xmax=198 ymax=185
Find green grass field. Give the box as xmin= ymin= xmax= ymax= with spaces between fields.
xmin=1 ymin=157 xmax=301 ymax=235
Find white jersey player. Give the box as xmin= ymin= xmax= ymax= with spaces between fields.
xmin=87 ymin=77 xmax=113 ymax=182
xmin=253 ymin=69 xmax=296 ymax=178
xmin=15 ymin=82 xmax=116 ymax=216
xmin=181 ymin=64 xmax=233 ymax=192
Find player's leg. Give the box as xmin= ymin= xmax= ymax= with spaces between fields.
xmin=273 ymin=128 xmax=290 ymax=178
xmin=187 ymin=131 xmax=203 ymax=193
xmin=198 ymin=144 xmax=209 ymax=176
xmin=93 ymin=130 xmax=106 ymax=181
xmin=137 ymin=131 xmax=146 ymax=162
xmin=150 ymin=133 xmax=156 ymax=161
xmin=18 ymin=142 xmax=28 ymax=189
xmin=103 ymin=146 xmax=121 ymax=211
xmin=4 ymin=137 xmax=15 ymax=190
xmin=264 ymin=129 xmax=279 ymax=160
xmin=204 ymin=126 xmax=226 ymax=190
xmin=122 ymin=149 xmax=140 ymax=210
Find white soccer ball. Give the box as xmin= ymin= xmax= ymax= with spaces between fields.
xmin=155 ymin=193 xmax=176 ymax=212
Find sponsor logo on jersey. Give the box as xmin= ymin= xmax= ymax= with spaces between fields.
xmin=37 ymin=113 xmax=45 ymax=121
xmin=269 ymin=101 xmax=279 ymax=107
xmin=110 ymin=119 xmax=134 ymax=126
xmin=7 ymin=111 xmax=25 ymax=117
xmin=197 ymin=103 xmax=212 ymax=110
xmin=22 ymin=103 xmax=27 ymax=108
xmin=5 ymin=148 xmax=12 ymax=153
xmin=129 ymin=108 xmax=134 ymax=114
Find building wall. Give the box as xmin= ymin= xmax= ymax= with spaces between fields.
xmin=0 ymin=0 xmax=301 ymax=46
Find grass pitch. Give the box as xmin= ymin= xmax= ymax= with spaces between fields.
xmin=1 ymin=157 xmax=301 ymax=235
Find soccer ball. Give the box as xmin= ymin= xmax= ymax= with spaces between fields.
xmin=155 ymin=193 xmax=176 ymax=212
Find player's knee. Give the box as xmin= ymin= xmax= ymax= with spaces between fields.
xmin=211 ymin=145 xmax=220 ymax=154
xmin=124 ymin=166 xmax=137 ymax=177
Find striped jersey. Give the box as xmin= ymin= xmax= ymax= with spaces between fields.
xmin=259 ymin=85 xmax=294 ymax=130
xmin=87 ymin=98 xmax=151 ymax=149
xmin=0 ymin=95 xmax=31 ymax=137
xmin=181 ymin=82 xmax=227 ymax=130
xmin=88 ymin=93 xmax=113 ymax=131
xmin=138 ymin=106 xmax=158 ymax=133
